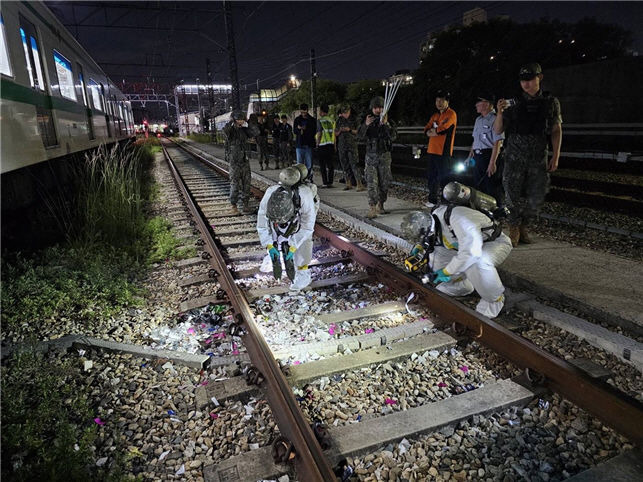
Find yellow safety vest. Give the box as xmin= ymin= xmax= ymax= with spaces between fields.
xmin=319 ymin=116 xmax=335 ymax=146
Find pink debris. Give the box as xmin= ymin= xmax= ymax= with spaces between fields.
xmin=293 ymin=360 xmax=301 ymax=365
xmin=94 ymin=418 xmax=105 ymax=425
xmin=438 ymin=382 xmax=447 ymax=387
xmin=187 ymin=327 xmax=196 ymax=335
xmin=204 ymin=338 xmax=212 ymax=345
xmin=364 ymin=328 xmax=374 ymax=334
xmin=300 ymin=336 xmax=306 ymax=341
xmin=328 ymin=324 xmax=336 ymax=336
xmin=231 ymin=350 xmax=240 ymax=355
xmin=199 ymin=380 xmax=209 ymax=386
xmin=384 ymin=398 xmax=397 ymax=405
xmin=209 ymin=412 xmax=219 ymax=419
xmin=200 ymin=323 xmax=206 ymax=328
xmin=459 ymin=366 xmax=469 ymax=373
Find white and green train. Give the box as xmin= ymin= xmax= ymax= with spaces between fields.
xmin=0 ymin=1 xmax=134 ymax=174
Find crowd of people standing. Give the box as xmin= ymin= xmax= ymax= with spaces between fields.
xmin=225 ymin=62 xmax=562 ymax=246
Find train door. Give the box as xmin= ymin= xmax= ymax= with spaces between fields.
xmin=77 ymin=64 xmax=94 ymax=139
xmin=19 ymin=15 xmax=57 ymax=148
xmin=100 ymin=83 xmax=112 ymax=137
xmin=114 ymin=96 xmax=122 ymax=136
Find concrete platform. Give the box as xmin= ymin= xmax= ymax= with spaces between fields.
xmin=183 ymin=139 xmax=643 ymax=335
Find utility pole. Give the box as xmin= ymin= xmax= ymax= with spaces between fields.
xmin=310 ymin=48 xmax=317 ymax=116
xmin=223 ymin=0 xmax=241 ymax=111
xmin=206 ymin=58 xmax=215 ymax=138
xmin=257 ymin=78 xmax=262 ymax=113
xmin=196 ymin=78 xmax=202 ymax=132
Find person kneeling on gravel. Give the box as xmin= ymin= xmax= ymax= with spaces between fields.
xmin=401 ymin=182 xmax=512 ymax=318
xmin=257 ymin=164 xmax=320 ymax=291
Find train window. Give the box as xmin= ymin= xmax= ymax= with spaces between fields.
xmin=19 ymin=28 xmax=34 ymax=86
xmin=88 ymin=78 xmax=102 ymax=111
xmin=19 ymin=17 xmax=45 ymax=91
xmin=53 ymin=50 xmax=76 ymax=101
xmin=77 ymin=66 xmax=88 ymax=106
xmin=0 ymin=15 xmax=12 ymax=76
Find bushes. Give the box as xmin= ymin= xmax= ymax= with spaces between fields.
xmin=1 ymin=348 xmax=136 ymax=481
xmin=186 ymin=133 xmax=215 ymax=144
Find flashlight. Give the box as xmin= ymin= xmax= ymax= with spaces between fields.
xmin=454 ymin=161 xmax=466 ymax=173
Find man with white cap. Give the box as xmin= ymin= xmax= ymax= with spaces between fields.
xmin=257 ymin=164 xmax=319 ymax=290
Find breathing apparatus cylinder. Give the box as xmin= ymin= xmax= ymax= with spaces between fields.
xmin=442 ymin=181 xmax=497 ymax=213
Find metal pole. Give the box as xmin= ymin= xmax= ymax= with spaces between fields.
xmin=310 ymin=48 xmax=317 ymax=116
xmin=174 ymin=88 xmax=180 ymax=134
xmin=257 ymin=78 xmax=262 ymax=112
xmin=196 ymin=79 xmax=202 ymax=132
xmin=223 ymin=0 xmax=241 ymax=110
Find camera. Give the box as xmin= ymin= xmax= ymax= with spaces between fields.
xmin=505 ymin=98 xmax=517 ymax=108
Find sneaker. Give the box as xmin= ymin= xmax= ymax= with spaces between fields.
xmin=424 ymin=201 xmax=436 ymax=209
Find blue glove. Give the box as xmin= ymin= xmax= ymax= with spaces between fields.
xmin=466 ymin=157 xmax=476 ymax=167
xmin=433 ymin=269 xmax=451 ymax=283
xmin=410 ymin=244 xmax=423 ymax=256
xmin=285 ymin=246 xmax=296 ymax=261
xmin=267 ymin=245 xmax=280 ymax=261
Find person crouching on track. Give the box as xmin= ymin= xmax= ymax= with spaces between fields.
xmin=257 ymin=164 xmax=320 ymax=291
xmin=400 ymin=182 xmax=512 ymax=318
xmin=225 ymin=110 xmax=258 ymax=215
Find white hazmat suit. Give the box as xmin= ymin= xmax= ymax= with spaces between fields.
xmin=257 ymin=183 xmax=319 ymax=290
xmin=430 ymin=205 xmax=512 ymax=318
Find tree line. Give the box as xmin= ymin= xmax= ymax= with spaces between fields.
xmin=272 ymin=16 xmax=632 ymax=125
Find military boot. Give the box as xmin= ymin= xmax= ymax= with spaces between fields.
xmin=343 ymin=178 xmax=353 ymax=191
xmin=519 ymin=224 xmax=533 ymax=244
xmin=356 ymin=180 xmax=366 ymax=192
xmin=376 ymin=202 xmax=389 ymax=214
xmin=509 ymin=225 xmax=520 ymax=248
xmin=230 ymin=204 xmax=240 ymax=216
xmin=366 ymin=205 xmax=378 ymax=219
xmin=259 ymin=162 xmax=264 ymax=171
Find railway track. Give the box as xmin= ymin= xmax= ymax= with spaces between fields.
xmin=160 ymin=139 xmax=642 ymax=481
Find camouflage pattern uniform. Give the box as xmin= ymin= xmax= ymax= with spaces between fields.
xmin=255 ymin=119 xmax=269 ymax=169
xmin=224 ymin=121 xmax=252 ymax=208
xmin=502 ymin=91 xmax=562 ymax=225
xmin=358 ymin=117 xmax=396 ymax=206
xmin=335 ymin=115 xmax=362 ymax=183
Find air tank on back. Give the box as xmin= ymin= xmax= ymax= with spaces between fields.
xmin=442 ymin=181 xmax=497 ymax=213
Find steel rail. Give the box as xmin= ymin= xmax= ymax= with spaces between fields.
xmin=172 ymin=139 xmax=643 ymax=445
xmin=161 ymin=143 xmax=336 ymax=481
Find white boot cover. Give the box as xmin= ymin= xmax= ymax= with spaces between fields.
xmin=290 ymin=269 xmax=312 ymax=291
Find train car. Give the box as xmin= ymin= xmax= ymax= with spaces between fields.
xmin=0 ymin=1 xmax=134 ymax=174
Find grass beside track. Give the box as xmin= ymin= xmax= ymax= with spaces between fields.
xmin=1 ymin=138 xmax=190 ymax=481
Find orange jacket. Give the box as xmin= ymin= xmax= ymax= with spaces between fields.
xmin=424 ymin=107 xmax=457 ymax=156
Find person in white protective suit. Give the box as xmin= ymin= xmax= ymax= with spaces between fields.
xmin=401 ymin=182 xmax=512 ymax=318
xmin=257 ymin=164 xmax=320 ymax=290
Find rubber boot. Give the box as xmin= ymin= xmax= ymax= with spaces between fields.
xmin=356 ymin=180 xmax=366 ymax=192
xmin=366 ymin=205 xmax=378 ymax=219
xmin=519 ymin=224 xmax=533 ymax=244
xmin=230 ymin=204 xmax=240 ymax=216
xmin=376 ymin=202 xmax=389 ymax=214
xmin=509 ymin=225 xmax=520 ymax=248
xmin=343 ymin=178 xmax=353 ymax=191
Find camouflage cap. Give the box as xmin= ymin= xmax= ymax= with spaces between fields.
xmin=231 ymin=110 xmax=245 ymax=120
xmin=369 ymin=96 xmax=384 ymax=109
xmin=519 ymin=62 xmax=542 ymax=80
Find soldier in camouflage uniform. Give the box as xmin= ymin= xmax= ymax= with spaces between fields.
xmin=494 ymin=63 xmax=562 ymax=247
xmin=358 ymin=96 xmax=397 ymax=219
xmin=224 ymin=110 xmax=258 ymax=215
xmin=255 ymin=114 xmax=270 ymax=170
xmin=335 ymin=104 xmax=365 ymax=191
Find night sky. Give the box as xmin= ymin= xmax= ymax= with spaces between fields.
xmin=45 ymin=1 xmax=642 ymax=92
